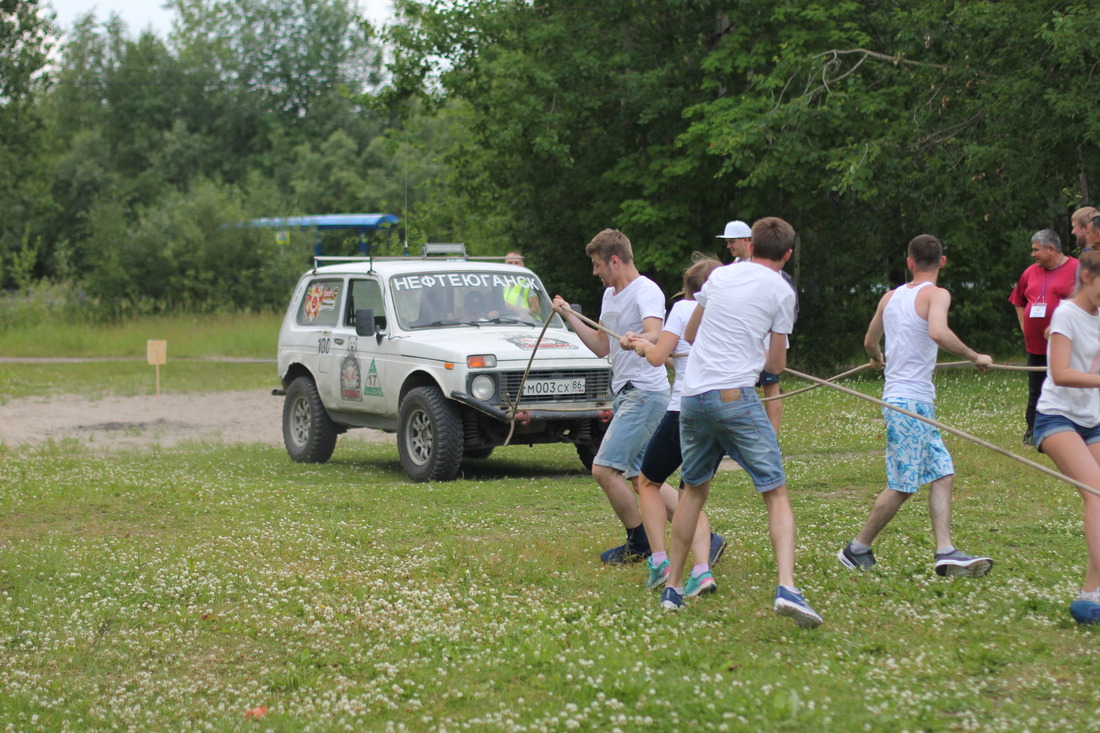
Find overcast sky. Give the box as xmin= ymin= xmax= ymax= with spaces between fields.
xmin=46 ymin=0 xmax=395 ymax=36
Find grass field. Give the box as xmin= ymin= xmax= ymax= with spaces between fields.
xmin=0 ymin=311 xmax=283 ymax=359
xmin=2 ymin=354 xmax=1100 ymax=730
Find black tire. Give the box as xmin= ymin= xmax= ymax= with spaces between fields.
xmin=397 ymin=386 xmax=464 ymax=482
xmin=283 ymin=376 xmax=339 ymax=463
xmin=576 ymin=419 xmax=608 ymax=472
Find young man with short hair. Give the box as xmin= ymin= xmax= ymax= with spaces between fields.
xmin=716 ymin=219 xmax=797 ymax=434
xmin=1071 ymin=207 xmax=1099 ymax=251
xmin=838 ymin=234 xmax=994 ymax=577
xmin=553 ymin=229 xmax=670 ymax=564
xmin=662 ymin=217 xmax=822 ymax=628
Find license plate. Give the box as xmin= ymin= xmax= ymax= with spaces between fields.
xmin=524 ymin=378 xmax=587 ymax=396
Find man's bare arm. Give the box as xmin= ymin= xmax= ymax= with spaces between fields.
xmin=764 ymin=331 xmax=787 ymax=375
xmin=863 ymin=291 xmax=890 ymax=367
xmin=552 ymin=295 xmax=609 ymax=357
xmin=926 ymin=288 xmax=992 ymax=369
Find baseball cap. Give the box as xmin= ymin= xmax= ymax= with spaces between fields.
xmin=716 ymin=220 xmax=752 ymax=239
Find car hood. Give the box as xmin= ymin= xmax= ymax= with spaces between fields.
xmin=395 ymin=327 xmax=607 ymax=365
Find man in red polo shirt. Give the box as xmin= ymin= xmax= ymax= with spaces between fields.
xmin=1009 ymin=229 xmax=1078 ymax=446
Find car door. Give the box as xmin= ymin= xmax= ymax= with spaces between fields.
xmin=293 ymin=276 xmax=344 ymax=392
xmin=331 ymin=277 xmax=389 ymax=415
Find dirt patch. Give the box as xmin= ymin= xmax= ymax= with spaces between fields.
xmin=0 ymin=390 xmax=394 ymax=450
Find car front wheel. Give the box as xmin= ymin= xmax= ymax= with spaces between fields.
xmin=283 ymin=376 xmax=339 ymax=463
xmin=397 ymin=386 xmax=463 ymax=481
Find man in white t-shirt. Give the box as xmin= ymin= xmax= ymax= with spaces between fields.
xmin=838 ymin=234 xmax=994 ymax=579
xmin=660 ymin=217 xmax=822 ymax=628
xmin=717 ymin=219 xmax=797 ymax=434
xmin=553 ymin=229 xmax=671 ymax=564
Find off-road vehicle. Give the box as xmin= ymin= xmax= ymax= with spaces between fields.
xmin=277 ymin=246 xmax=612 ymax=481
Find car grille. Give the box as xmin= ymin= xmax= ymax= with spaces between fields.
xmin=498 ymin=369 xmax=612 ymax=403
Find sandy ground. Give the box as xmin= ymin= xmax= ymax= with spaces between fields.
xmin=0 ymin=390 xmax=395 ymax=450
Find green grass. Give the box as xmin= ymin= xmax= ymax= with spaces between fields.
xmin=2 ymin=366 xmax=1099 ymax=731
xmin=0 ymin=311 xmax=283 ymax=358
xmin=0 ymin=361 xmax=279 ymax=402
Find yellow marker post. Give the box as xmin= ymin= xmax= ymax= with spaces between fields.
xmin=147 ymin=340 xmax=167 ymax=396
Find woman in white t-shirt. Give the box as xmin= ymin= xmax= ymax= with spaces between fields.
xmin=630 ymin=256 xmax=724 ymax=599
xmin=1033 ymin=250 xmax=1100 ymax=625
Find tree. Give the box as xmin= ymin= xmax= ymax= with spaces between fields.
xmin=387 ymin=0 xmax=1100 ymax=364
xmin=0 ymin=0 xmax=54 ymax=287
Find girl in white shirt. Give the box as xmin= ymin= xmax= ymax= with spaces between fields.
xmin=631 ymin=256 xmax=724 ymax=598
xmin=1033 ymin=249 xmax=1100 ymax=624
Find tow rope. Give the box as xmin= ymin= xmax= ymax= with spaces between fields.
xmin=535 ymin=305 xmax=1086 ymax=497
xmin=783 ymin=366 xmax=1100 ymax=498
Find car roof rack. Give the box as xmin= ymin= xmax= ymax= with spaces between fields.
xmin=311 ymin=244 xmax=471 ymax=273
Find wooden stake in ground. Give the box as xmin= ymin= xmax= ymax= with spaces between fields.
xmin=147 ymin=340 xmax=167 ymax=397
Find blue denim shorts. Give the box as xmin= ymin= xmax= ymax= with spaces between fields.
xmin=1034 ymin=411 xmax=1100 ymax=453
xmin=594 ymin=387 xmax=669 ymax=479
xmin=679 ymin=388 xmax=785 ymax=491
xmin=883 ymin=398 xmax=954 ymax=493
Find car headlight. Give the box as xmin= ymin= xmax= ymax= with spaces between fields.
xmin=467 ymin=354 xmax=497 ymax=368
xmin=471 ymin=374 xmax=496 ymax=401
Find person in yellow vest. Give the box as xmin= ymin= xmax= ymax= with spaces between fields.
xmin=503 ymin=251 xmax=540 ymax=315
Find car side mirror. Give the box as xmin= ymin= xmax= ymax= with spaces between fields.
xmin=355 ymin=308 xmax=375 ymax=337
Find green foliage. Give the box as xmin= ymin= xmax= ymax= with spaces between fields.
xmin=7 ymin=0 xmax=407 ymax=308
xmin=385 ymin=0 xmax=1100 ymax=366
xmin=80 ymin=179 xmax=303 ymax=316
xmin=0 ymin=0 xmax=54 ymax=277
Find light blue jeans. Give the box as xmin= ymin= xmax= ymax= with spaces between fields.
xmin=680 ymin=388 xmax=785 ymax=491
xmin=594 ymin=387 xmax=669 ymax=479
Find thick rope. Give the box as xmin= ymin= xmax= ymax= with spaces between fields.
xmin=762 ymin=360 xmax=1044 ymax=403
xmin=558 ymin=303 xmax=1086 ymax=494
xmin=937 ymin=360 xmax=1045 ymax=372
xmin=761 ymin=363 xmax=871 ymax=402
xmin=503 ymin=309 xmax=558 ymax=446
xmin=783 ymin=367 xmax=1100 ymax=498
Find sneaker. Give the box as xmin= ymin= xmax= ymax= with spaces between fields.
xmin=709 ymin=533 xmax=727 ymax=565
xmin=934 ymin=549 xmax=993 ymax=577
xmin=837 ymin=542 xmax=876 ymax=571
xmin=646 ymin=556 xmax=670 ymax=589
xmin=773 ymin=586 xmax=823 ymax=629
xmin=600 ymin=542 xmax=650 ymax=565
xmin=1080 ymin=588 xmax=1100 ymax=604
xmin=684 ymin=570 xmax=716 ymax=598
xmin=1071 ymin=600 xmax=1100 ymax=625
xmin=660 ymin=586 xmax=684 ymax=611
xmin=1022 ymin=429 xmax=1034 ymax=447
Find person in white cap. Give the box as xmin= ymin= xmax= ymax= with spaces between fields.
xmin=717 ymin=220 xmax=753 ymax=261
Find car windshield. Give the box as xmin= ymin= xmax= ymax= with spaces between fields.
xmin=390 ymin=270 xmax=561 ymax=330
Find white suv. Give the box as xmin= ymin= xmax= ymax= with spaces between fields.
xmin=276 ymin=252 xmax=612 ymax=481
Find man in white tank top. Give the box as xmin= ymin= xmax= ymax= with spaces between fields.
xmin=837 ymin=235 xmax=996 ymax=578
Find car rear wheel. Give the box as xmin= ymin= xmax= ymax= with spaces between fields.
xmin=398 ymin=386 xmax=464 ymax=481
xmin=283 ymin=376 xmax=339 ymax=463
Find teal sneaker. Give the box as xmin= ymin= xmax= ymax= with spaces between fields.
xmin=684 ymin=569 xmax=716 ymax=598
xmin=646 ymin=556 xmax=670 ymax=590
